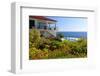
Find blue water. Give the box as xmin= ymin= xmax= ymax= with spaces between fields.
xmin=57 ymin=32 xmax=87 ymax=40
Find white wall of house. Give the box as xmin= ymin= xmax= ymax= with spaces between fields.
xmin=29 ymin=18 xmax=57 ymax=37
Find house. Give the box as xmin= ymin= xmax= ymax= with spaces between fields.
xmin=29 ymin=16 xmax=58 ymax=38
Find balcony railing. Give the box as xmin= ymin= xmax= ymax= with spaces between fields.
xmin=37 ymin=27 xmax=57 ymax=31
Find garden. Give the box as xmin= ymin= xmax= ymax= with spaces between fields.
xmin=29 ymin=29 xmax=87 ymax=60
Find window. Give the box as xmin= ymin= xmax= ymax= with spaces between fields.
xmin=29 ymin=20 xmax=35 ymax=29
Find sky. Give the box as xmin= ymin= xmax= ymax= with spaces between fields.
xmin=47 ymin=16 xmax=87 ymax=32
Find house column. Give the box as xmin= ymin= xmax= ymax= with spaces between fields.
xmin=49 ymin=23 xmax=50 ymax=30
xmin=55 ymin=23 xmax=56 ymax=30
xmin=35 ymin=19 xmax=37 ymax=29
xmin=45 ymin=21 xmax=48 ymax=30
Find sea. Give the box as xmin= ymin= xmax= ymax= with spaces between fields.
xmin=57 ymin=32 xmax=87 ymax=41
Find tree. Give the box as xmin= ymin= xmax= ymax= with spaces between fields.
xmin=57 ymin=33 xmax=64 ymax=38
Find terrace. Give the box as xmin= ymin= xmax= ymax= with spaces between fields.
xmin=29 ymin=16 xmax=58 ymax=37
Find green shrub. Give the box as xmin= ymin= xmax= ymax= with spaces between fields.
xmin=29 ymin=29 xmax=41 ymax=48
xmin=67 ymin=38 xmax=87 ymax=57
xmin=29 ymin=29 xmax=87 ymax=59
xmin=57 ymin=33 xmax=64 ymax=38
xmin=38 ymin=37 xmax=51 ymax=50
xmin=29 ymin=47 xmax=48 ymax=59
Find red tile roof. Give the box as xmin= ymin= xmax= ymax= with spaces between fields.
xmin=29 ymin=16 xmax=57 ymax=22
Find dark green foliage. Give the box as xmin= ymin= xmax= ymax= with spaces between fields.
xmin=29 ymin=29 xmax=87 ymax=59
xmin=57 ymin=33 xmax=64 ymax=38
xmin=66 ymin=39 xmax=87 ymax=57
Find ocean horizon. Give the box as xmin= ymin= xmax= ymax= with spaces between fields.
xmin=57 ymin=31 xmax=87 ymax=39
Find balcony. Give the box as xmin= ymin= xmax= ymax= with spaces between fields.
xmin=37 ymin=26 xmax=57 ymax=31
